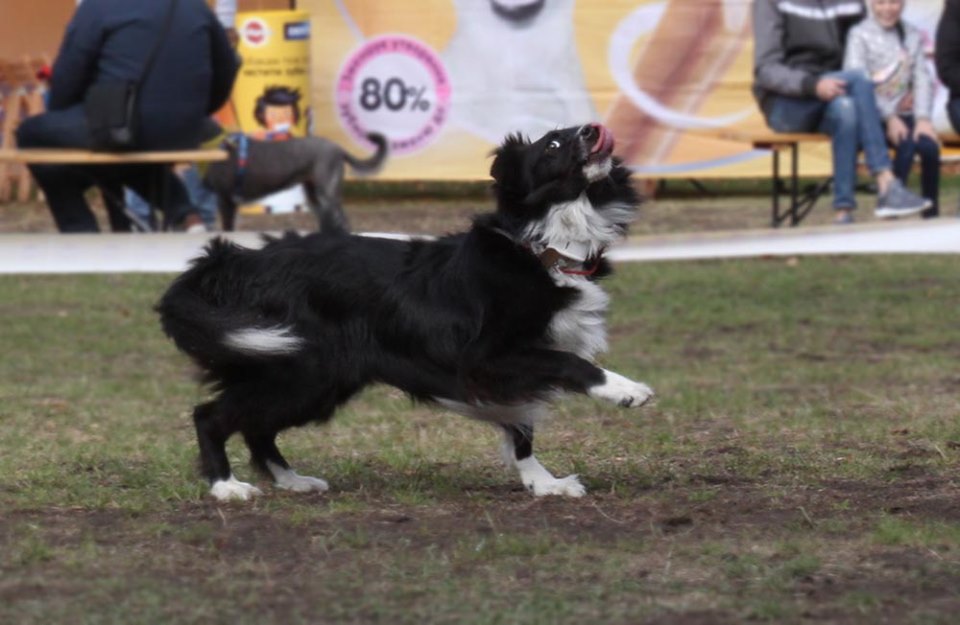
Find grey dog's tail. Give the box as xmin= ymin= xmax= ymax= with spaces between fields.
xmin=343 ymin=132 xmax=389 ymax=175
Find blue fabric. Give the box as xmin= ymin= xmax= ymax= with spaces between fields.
xmin=125 ymin=166 xmax=217 ymax=229
xmin=763 ymin=70 xmax=892 ymax=211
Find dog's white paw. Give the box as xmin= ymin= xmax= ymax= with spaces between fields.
xmin=267 ymin=462 xmax=329 ymax=493
xmin=516 ymin=457 xmax=587 ymax=498
xmin=589 ymin=370 xmax=654 ymax=408
xmin=209 ymin=476 xmax=263 ymax=501
xmin=275 ymin=473 xmax=330 ymax=493
xmin=527 ymin=474 xmax=587 ymax=498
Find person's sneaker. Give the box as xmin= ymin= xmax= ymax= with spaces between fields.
xmin=875 ymin=179 xmax=931 ymax=219
xmin=177 ymin=213 xmax=209 ymax=234
xmin=834 ymin=211 xmax=855 ymax=225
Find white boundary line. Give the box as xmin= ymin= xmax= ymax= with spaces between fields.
xmin=0 ymin=220 xmax=957 ymax=274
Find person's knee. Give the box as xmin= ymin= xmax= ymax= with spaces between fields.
xmin=839 ymin=70 xmax=873 ymax=96
xmin=825 ymin=96 xmax=857 ymax=135
xmin=917 ymin=136 xmax=940 ymax=161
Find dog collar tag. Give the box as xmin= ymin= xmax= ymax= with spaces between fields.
xmin=553 ymin=241 xmax=591 ymax=262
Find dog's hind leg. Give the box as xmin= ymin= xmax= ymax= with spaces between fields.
xmin=303 ymin=178 xmax=349 ymax=233
xmin=501 ymin=422 xmax=586 ymax=498
xmin=243 ymin=430 xmax=329 ymax=494
xmin=194 ymin=401 xmax=263 ymax=501
xmin=217 ymin=194 xmax=238 ymax=232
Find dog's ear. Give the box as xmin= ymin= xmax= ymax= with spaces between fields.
xmin=489 ymin=133 xmax=531 ymax=208
xmin=489 ymin=133 xmax=528 ymax=184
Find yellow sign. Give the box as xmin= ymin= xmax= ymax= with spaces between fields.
xmin=233 ymin=10 xmax=311 ymax=139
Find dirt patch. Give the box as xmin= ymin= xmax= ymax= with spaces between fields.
xmin=3 ymin=474 xmax=959 ymax=623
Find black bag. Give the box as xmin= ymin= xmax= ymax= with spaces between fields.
xmin=84 ymin=0 xmax=178 ymax=152
xmin=85 ymin=82 xmax=140 ymax=151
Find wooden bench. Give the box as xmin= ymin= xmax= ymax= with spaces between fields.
xmin=703 ymin=129 xmax=831 ymax=228
xmin=0 ymin=148 xmax=228 ymax=231
xmin=0 ymin=147 xmax=228 ymax=165
xmin=708 ymin=129 xmax=960 ymax=227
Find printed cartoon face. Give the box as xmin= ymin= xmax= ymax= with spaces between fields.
xmin=871 ymin=0 xmax=905 ymax=29
xmin=263 ymin=104 xmax=295 ymax=132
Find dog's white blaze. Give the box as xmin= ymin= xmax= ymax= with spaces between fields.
xmin=589 ymin=369 xmax=655 ymax=408
xmin=209 ymin=475 xmax=263 ymax=501
xmin=223 ymin=326 xmax=303 ymax=355
xmin=548 ymin=275 xmax=609 ymax=360
xmin=583 ymin=158 xmax=613 ymax=182
xmin=266 ymin=461 xmax=329 ymax=493
xmin=524 ymin=193 xmax=627 ymax=263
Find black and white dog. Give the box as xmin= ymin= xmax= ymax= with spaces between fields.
xmin=158 ymin=123 xmax=653 ymax=501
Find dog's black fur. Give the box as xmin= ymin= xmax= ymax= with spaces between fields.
xmin=205 ymin=132 xmax=388 ymax=232
xmin=158 ymin=124 xmax=653 ymax=500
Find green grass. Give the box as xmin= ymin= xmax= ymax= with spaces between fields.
xmin=1 ymin=256 xmax=959 ymax=624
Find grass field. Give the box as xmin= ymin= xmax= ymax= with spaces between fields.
xmin=2 ymin=243 xmax=959 ymax=622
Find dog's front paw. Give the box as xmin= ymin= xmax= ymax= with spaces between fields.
xmin=527 ymin=474 xmax=587 ymax=498
xmin=590 ymin=370 xmax=654 ymax=408
xmin=275 ymin=472 xmax=330 ymax=493
xmin=209 ymin=476 xmax=263 ymax=501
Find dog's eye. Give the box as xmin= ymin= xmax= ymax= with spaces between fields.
xmin=546 ymin=140 xmax=561 ymax=150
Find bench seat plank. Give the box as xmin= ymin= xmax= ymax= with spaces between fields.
xmin=0 ymin=148 xmax=228 ymax=164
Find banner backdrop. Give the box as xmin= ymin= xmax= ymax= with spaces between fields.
xmin=301 ymin=0 xmax=949 ymax=181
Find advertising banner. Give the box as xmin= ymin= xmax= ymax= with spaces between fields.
xmin=302 ymin=0 xmax=949 ymax=181
xmin=224 ymin=9 xmax=311 ymax=212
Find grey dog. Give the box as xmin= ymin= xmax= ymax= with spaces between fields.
xmin=204 ymin=132 xmax=389 ymax=231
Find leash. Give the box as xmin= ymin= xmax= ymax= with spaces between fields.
xmin=221 ymin=132 xmax=249 ymax=194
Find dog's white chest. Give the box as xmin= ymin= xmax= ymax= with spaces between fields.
xmin=547 ymin=275 xmax=609 ymax=360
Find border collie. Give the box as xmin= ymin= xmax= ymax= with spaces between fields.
xmin=157 ymin=123 xmax=653 ymax=501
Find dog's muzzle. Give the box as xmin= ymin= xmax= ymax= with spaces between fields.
xmin=580 ymin=124 xmax=615 ymax=181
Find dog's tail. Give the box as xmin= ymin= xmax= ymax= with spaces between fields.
xmin=156 ymin=239 xmax=306 ymax=366
xmin=343 ymin=132 xmax=389 ymax=175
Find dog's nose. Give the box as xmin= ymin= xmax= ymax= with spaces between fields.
xmin=578 ymin=124 xmax=600 ymax=141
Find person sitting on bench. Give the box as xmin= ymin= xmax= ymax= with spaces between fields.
xmin=845 ymin=0 xmax=940 ymax=219
xmin=15 ymin=0 xmax=238 ymax=233
xmin=752 ymin=0 xmax=929 ymax=225
xmin=936 ymin=0 xmax=960 ymax=136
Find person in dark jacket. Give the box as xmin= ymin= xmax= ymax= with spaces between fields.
xmin=935 ymin=0 xmax=960 ymax=134
xmin=16 ymin=0 xmax=239 ymax=233
xmin=753 ymin=0 xmax=929 ymax=224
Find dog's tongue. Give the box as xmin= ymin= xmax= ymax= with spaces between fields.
xmin=590 ymin=124 xmax=614 ymax=156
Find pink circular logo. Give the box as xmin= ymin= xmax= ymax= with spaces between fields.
xmin=336 ymin=35 xmax=450 ymax=155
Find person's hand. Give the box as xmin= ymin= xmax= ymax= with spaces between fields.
xmin=815 ymin=77 xmax=847 ymax=101
xmin=914 ymin=118 xmax=938 ymax=143
xmin=886 ymin=116 xmax=909 ymax=145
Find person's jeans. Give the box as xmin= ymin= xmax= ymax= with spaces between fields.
xmin=764 ymin=70 xmax=891 ymax=210
xmin=16 ymin=106 xmax=198 ymax=232
xmin=890 ymin=114 xmax=940 ymax=218
xmin=125 ymin=165 xmax=217 ymax=230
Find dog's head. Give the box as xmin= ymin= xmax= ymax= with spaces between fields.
xmin=489 ymin=124 xmax=638 ymax=262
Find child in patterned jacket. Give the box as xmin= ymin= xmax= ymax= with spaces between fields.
xmin=844 ymin=0 xmax=940 ymax=218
